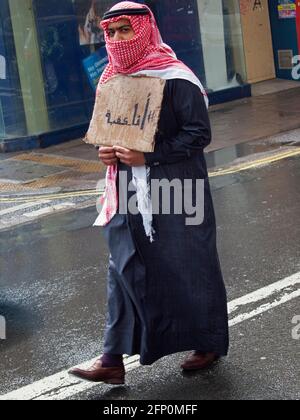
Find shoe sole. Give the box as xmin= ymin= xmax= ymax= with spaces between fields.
xmin=68 ymin=371 xmax=125 ymax=385
xmin=181 ymin=358 xmax=220 ymax=371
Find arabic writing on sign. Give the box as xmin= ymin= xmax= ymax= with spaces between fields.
xmin=105 ymin=93 xmax=156 ymax=130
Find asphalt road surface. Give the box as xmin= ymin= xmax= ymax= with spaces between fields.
xmin=0 ymin=152 xmax=299 ymax=400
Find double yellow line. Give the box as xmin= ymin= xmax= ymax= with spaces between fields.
xmin=0 ymin=148 xmax=299 ymax=203
xmin=209 ymin=148 xmax=300 ymax=177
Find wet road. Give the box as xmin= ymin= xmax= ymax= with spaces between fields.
xmin=0 ymin=151 xmax=299 ymax=400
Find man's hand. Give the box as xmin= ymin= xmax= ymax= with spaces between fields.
xmin=98 ymin=146 xmax=118 ymax=166
xmin=113 ymin=146 xmax=146 ymax=167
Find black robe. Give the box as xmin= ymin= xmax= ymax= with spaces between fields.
xmin=102 ymin=79 xmax=229 ymax=365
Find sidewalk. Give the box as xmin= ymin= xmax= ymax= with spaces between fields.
xmin=0 ymin=83 xmax=300 ymax=195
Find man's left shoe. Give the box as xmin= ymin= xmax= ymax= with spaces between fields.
xmin=68 ymin=359 xmax=125 ymax=384
xmin=181 ymin=352 xmax=220 ymax=371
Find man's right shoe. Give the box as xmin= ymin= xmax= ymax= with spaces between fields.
xmin=68 ymin=358 xmax=125 ymax=385
xmin=181 ymin=352 xmax=220 ymax=371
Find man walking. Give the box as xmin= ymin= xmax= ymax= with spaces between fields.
xmin=69 ymin=1 xmax=229 ymax=385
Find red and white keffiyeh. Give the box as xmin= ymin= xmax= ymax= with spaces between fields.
xmin=94 ymin=1 xmax=208 ymax=241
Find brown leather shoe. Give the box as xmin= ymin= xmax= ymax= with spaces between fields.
xmin=181 ymin=352 xmax=220 ymax=371
xmin=68 ymin=359 xmax=125 ymax=385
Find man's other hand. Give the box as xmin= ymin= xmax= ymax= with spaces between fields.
xmin=113 ymin=146 xmax=146 ymax=167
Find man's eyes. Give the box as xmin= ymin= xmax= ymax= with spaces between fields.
xmin=108 ymin=27 xmax=131 ymax=37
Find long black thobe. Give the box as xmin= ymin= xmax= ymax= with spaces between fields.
xmin=102 ymin=79 xmax=229 ymax=365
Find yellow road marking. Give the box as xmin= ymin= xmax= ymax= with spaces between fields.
xmin=11 ymin=153 xmax=105 ymax=173
xmin=209 ymin=148 xmax=300 ymax=177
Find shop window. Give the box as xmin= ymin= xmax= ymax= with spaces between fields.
xmin=197 ymin=0 xmax=247 ymax=92
xmin=0 ymin=0 xmax=27 ymax=139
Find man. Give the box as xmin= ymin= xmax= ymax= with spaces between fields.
xmin=69 ymin=1 xmax=229 ymax=385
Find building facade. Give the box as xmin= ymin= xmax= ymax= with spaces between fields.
xmin=0 ymin=0 xmax=299 ymax=152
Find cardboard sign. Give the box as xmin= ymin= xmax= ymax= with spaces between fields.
xmin=84 ymin=75 xmax=166 ymax=153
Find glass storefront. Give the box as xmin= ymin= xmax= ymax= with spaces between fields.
xmin=197 ymin=0 xmax=247 ymax=92
xmin=0 ymin=0 xmax=248 ymax=151
xmin=146 ymin=0 xmax=247 ymax=92
xmin=0 ymin=0 xmax=27 ymax=139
